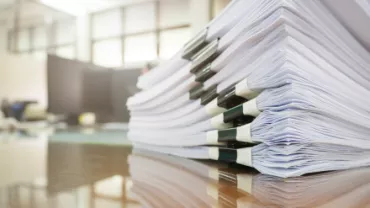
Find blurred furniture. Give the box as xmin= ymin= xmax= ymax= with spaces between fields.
xmin=1 ymin=100 xmax=37 ymax=121
xmin=23 ymin=103 xmax=48 ymax=121
xmin=47 ymin=55 xmax=140 ymax=125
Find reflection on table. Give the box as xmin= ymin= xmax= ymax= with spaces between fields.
xmin=0 ymin=130 xmax=138 ymax=208
xmin=1 ymin=131 xmax=370 ymax=208
xmin=130 ymin=148 xmax=370 ymax=208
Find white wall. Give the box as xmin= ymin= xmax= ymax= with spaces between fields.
xmin=0 ymin=53 xmax=47 ymax=107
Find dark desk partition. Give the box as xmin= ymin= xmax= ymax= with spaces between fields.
xmin=83 ymin=69 xmax=141 ymax=123
xmin=47 ymin=55 xmax=110 ymax=117
xmin=82 ymin=69 xmax=114 ymax=123
xmin=111 ymin=69 xmax=141 ymax=122
xmin=47 ymin=55 xmax=141 ymax=123
xmin=47 ymin=55 xmax=85 ymax=115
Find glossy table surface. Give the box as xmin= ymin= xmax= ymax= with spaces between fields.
xmin=1 ymin=128 xmax=370 ymax=208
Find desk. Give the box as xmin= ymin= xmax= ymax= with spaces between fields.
xmin=0 ymin=130 xmax=369 ymax=208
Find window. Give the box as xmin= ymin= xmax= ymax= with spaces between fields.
xmin=7 ymin=31 xmax=15 ymax=52
xmin=91 ymin=0 xmax=191 ymax=68
xmin=33 ymin=26 xmax=47 ymax=49
xmin=55 ymin=21 xmax=76 ymax=45
xmin=32 ymin=50 xmax=47 ymax=61
xmin=7 ymin=18 xmax=77 ymax=60
xmin=56 ymin=45 xmax=75 ymax=60
xmin=8 ymin=26 xmax=47 ymax=54
xmin=17 ymin=29 xmax=30 ymax=52
xmin=124 ymin=33 xmax=157 ymax=63
xmin=159 ymin=28 xmax=191 ymax=60
xmin=159 ymin=0 xmax=189 ymax=28
xmin=124 ymin=3 xmax=156 ymax=34
xmin=92 ymin=9 xmax=122 ymax=39
xmin=93 ymin=38 xmax=123 ymax=67
xmin=53 ymin=20 xmax=77 ymax=59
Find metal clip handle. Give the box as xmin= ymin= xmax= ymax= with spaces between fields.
xmin=217 ymin=87 xmax=247 ymax=109
xmin=201 ymin=84 xmax=218 ymax=105
xmin=190 ymin=39 xmax=219 ymax=74
xmin=195 ymin=63 xmax=216 ymax=83
xmin=189 ymin=83 xmax=205 ymax=100
xmin=217 ymin=84 xmax=248 ymax=109
xmin=182 ymin=28 xmax=208 ymax=60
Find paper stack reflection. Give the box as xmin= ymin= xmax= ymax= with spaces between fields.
xmin=128 ymin=150 xmax=370 ymax=208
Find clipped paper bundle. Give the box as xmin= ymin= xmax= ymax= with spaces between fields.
xmin=127 ymin=0 xmax=370 ymax=177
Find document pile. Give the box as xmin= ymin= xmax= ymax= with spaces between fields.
xmin=127 ymin=0 xmax=370 ymax=178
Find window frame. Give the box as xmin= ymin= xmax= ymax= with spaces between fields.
xmin=7 ymin=17 xmax=77 ymax=60
xmin=90 ymin=0 xmax=191 ymax=67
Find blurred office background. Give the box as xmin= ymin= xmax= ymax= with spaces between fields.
xmin=0 ymin=1 xmax=232 ymax=207
xmin=0 ymin=1 xmax=233 ymax=207
xmin=0 ymin=0 xmax=230 ymax=125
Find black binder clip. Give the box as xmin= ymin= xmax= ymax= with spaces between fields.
xmin=194 ymin=63 xmax=216 ymax=83
xmin=182 ymin=28 xmax=209 ymax=60
xmin=190 ymin=38 xmax=220 ymax=74
xmin=200 ymin=84 xmax=218 ymax=105
xmin=217 ymin=85 xmax=248 ymax=109
xmin=218 ymin=148 xmax=237 ymax=162
xmin=189 ymin=83 xmax=205 ymax=100
xmin=222 ymin=104 xmax=255 ymax=126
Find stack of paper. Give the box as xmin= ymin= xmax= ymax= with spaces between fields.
xmin=127 ymin=0 xmax=370 ymax=178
